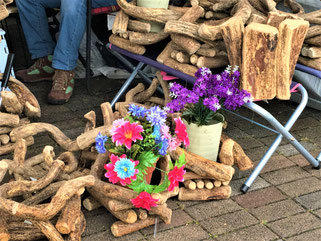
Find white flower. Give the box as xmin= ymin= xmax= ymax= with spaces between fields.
xmin=243 ymin=96 xmax=252 ymax=103
xmin=169 ymin=92 xmax=178 ymax=98
xmin=216 ymin=74 xmax=221 ymax=81
xmin=213 ymin=103 xmax=221 ymax=110
xmin=168 ymin=82 xmax=174 ymax=88
xmin=226 ymin=89 xmax=233 ymax=96
xmin=200 ymin=67 xmax=212 ymax=76
xmin=233 ymin=65 xmax=239 ymax=73
xmin=163 ymin=106 xmax=170 ymax=112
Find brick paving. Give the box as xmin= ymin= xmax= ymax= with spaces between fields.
xmin=4 ymin=25 xmax=321 ymax=240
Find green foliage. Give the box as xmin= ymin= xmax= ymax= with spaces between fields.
xmin=135 ymin=151 xmax=159 ymax=175
xmin=176 ymin=152 xmax=186 ymax=168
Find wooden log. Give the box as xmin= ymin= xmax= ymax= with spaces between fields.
xmin=1 ymin=90 xmax=23 ymax=115
xmin=196 ymin=45 xmax=217 ymax=57
xmin=129 ymin=31 xmax=169 ymax=45
xmin=0 ymin=212 xmax=9 ymax=241
xmin=0 ymin=127 xmax=12 ymax=135
xmin=76 ymin=125 xmax=112 ymax=150
xmin=178 ymin=186 xmax=231 ymax=200
xmin=205 ymin=11 xmax=214 ymax=19
xmin=299 ymin=56 xmax=321 ymax=71
xmin=231 ymin=0 xmax=252 ymax=24
xmin=10 ymin=123 xmax=79 ymax=151
xmin=107 ymin=198 xmax=134 ymax=212
xmin=0 ymin=112 xmax=19 ymax=127
xmin=220 ymin=16 xmax=244 ymax=69
xmin=276 ymin=19 xmax=309 ymax=100
xmin=109 ymin=34 xmax=145 ymax=55
xmin=266 ymin=11 xmax=301 ymax=28
xmin=67 ymin=211 xmax=86 ymax=241
xmin=195 ymin=179 xmax=205 ymax=189
xmin=83 ymin=110 xmax=96 ymax=132
xmin=241 ymin=23 xmax=279 ymax=100
xmin=176 ymin=51 xmax=190 ymax=63
xmin=0 ymin=134 xmax=9 ymax=145
xmin=306 ymin=25 xmax=321 ymax=39
xmin=157 ymin=41 xmax=175 ymax=64
xmin=248 ymin=0 xmax=267 ymax=13
xmin=163 ymin=58 xmax=198 ymax=77
xmin=184 ymin=171 xmax=213 ymax=180
xmin=22 ymin=181 xmax=66 ymax=206
xmin=33 ymin=220 xmax=64 ymax=241
xmin=43 ymin=145 xmax=54 ymax=167
xmin=111 ymin=217 xmax=156 ymax=237
xmin=155 ymin=71 xmax=171 ymax=105
xmin=198 ymin=23 xmax=222 ymax=41
xmin=190 ymin=54 xmax=199 ymax=65
xmin=24 ymin=101 xmax=40 ymax=119
xmin=304 ymin=35 xmax=321 ymax=47
xmin=127 ymin=19 xmax=151 ymax=33
xmin=213 ymin=180 xmax=222 ymax=187
xmin=0 ymin=161 xmax=8 ymax=183
xmin=134 ymin=78 xmax=159 ymax=103
xmin=56 ymin=194 xmax=82 ymax=234
xmin=83 ymin=196 xmax=102 ymax=211
xmin=135 ymin=209 xmax=148 ymax=220
xmin=125 ymin=83 xmax=145 ymax=102
xmin=0 ymin=175 xmax=95 ymax=220
xmin=222 ymin=180 xmax=230 ymax=186
xmin=171 ymin=50 xmax=179 ymax=59
xmin=165 ymin=20 xmax=202 ymax=40
xmin=196 ymin=55 xmax=229 ymax=68
xmin=212 ymin=0 xmax=238 ymax=11
xmin=7 ymin=229 xmax=45 ymax=241
xmin=0 ymin=136 xmax=34 ymax=156
xmin=80 ymin=150 xmax=98 ymax=162
xmin=151 ymin=186 xmax=179 ymax=205
xmin=284 ymin=0 xmax=304 ymax=14
xmin=149 ymin=204 xmax=172 ymax=224
xmin=170 ymin=147 xmax=235 ymax=182
xmin=247 ymin=13 xmax=266 ymax=24
xmin=184 ymin=180 xmax=196 ymax=190
xmin=112 ymin=10 xmax=129 ymax=34
xmin=204 ymin=179 xmax=214 ymax=189
xmin=13 ymin=138 xmax=27 ymax=167
xmin=219 ymin=138 xmax=235 ymax=166
xmin=302 ymin=46 xmax=321 ymax=58
xmin=116 ymin=0 xmax=183 ymax=24
xmin=233 ymin=142 xmax=254 ymax=171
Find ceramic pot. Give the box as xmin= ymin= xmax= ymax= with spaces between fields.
xmin=137 ymin=0 xmax=170 ymax=32
xmin=184 ymin=119 xmax=223 ymax=161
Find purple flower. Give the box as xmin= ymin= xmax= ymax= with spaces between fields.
xmin=95 ymin=132 xmax=108 ymax=154
xmin=128 ymin=104 xmax=147 ymax=118
xmin=146 ymin=106 xmax=167 ymax=126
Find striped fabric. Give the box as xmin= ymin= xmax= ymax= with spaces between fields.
xmin=91 ymin=5 xmax=120 ymax=15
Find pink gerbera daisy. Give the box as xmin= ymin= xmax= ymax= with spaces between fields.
xmin=112 ymin=121 xmax=144 ymax=149
xmin=110 ymin=118 xmax=128 ymax=135
xmin=174 ymin=118 xmax=190 ymax=147
xmin=168 ymin=165 xmax=186 ymax=191
xmin=131 ymin=192 xmax=159 ymax=210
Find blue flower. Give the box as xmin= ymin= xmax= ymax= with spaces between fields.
xmin=152 ymin=125 xmax=162 ymax=142
xmin=95 ymin=132 xmax=108 ymax=154
xmin=128 ymin=104 xmax=147 ymax=118
xmin=114 ymin=157 xmax=136 ymax=179
xmin=158 ymin=138 xmax=169 ymax=156
xmin=146 ymin=106 xmax=167 ymax=126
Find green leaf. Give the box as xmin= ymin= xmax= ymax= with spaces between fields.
xmin=152 ymin=175 xmax=170 ymax=193
xmin=176 ymin=153 xmax=186 ymax=168
xmin=168 ymin=159 xmax=174 ymax=170
xmin=136 ymin=151 xmax=159 ymax=174
xmin=128 ymin=179 xmax=153 ymax=193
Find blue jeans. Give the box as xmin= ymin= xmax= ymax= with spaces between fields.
xmin=15 ymin=0 xmax=118 ymax=70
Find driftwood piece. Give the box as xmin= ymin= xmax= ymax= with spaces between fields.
xmin=213 ymin=180 xmax=222 ymax=187
xmin=58 ymin=152 xmax=78 ymax=174
xmin=135 ymin=209 xmax=148 ymax=220
xmin=178 ymin=185 xmax=231 ymax=200
xmin=117 ymin=0 xmax=183 ymax=24
xmin=301 ymin=46 xmax=321 ymax=58
xmin=129 ymin=31 xmax=169 ymax=45
xmin=109 ymin=34 xmax=146 ymax=55
xmin=247 ymin=13 xmax=266 ymax=24
xmin=196 ymin=44 xmax=217 ymax=57
xmin=0 ymin=136 xmax=34 ymax=156
xmin=7 ymin=229 xmax=45 ymax=241
xmin=151 ymin=186 xmax=179 ymax=205
xmin=67 ymin=211 xmax=86 ymax=241
xmin=13 ymin=138 xmax=27 ymax=166
xmin=125 ymin=83 xmax=145 ymax=102
xmin=184 ymin=171 xmax=213 ymax=180
xmin=83 ymin=195 xmax=102 ymax=211
xmin=111 ymin=217 xmax=156 ymax=237
xmin=170 ymin=147 xmax=235 ymax=182
xmin=76 ymin=125 xmax=111 ymax=150
xmin=276 ymin=19 xmax=309 ymax=100
xmin=231 ymin=0 xmax=252 ymax=24
xmin=306 ymin=25 xmax=321 ymax=39
xmin=220 ymin=16 xmax=244 ymax=69
xmin=134 ymin=78 xmax=159 ymax=103
xmin=1 ymin=90 xmax=23 ymax=115
xmin=0 ymin=134 xmax=9 ymax=145
xmin=149 ymin=204 xmax=172 ymax=224
xmin=80 ymin=150 xmax=98 ymax=162
xmin=0 ymin=127 xmax=12 ymax=135
xmin=212 ymin=0 xmax=238 ymax=11
xmin=196 ymin=55 xmax=229 ymax=68
xmin=0 ymin=161 xmax=8 ymax=183
xmin=156 ymin=71 xmax=171 ymax=105
xmin=163 ymin=58 xmax=198 ymax=77
xmin=184 ymin=180 xmax=196 ymax=190
xmin=176 ymin=51 xmax=190 ymax=63
xmin=190 ymin=54 xmax=199 ymax=65
xmin=285 ymin=0 xmax=304 ymax=14
xmin=56 ymin=194 xmax=82 ymax=234
xmin=195 ymin=179 xmax=205 ymax=189
xmin=112 ymin=10 xmax=129 ymax=34
xmin=266 ymin=11 xmax=301 ymax=28
xmin=0 ymin=112 xmax=20 ymax=127
xmin=0 ymin=211 xmax=9 ymax=241
xmin=233 ymin=141 xmax=254 ymax=171
xmin=0 ymin=175 xmax=95 ymax=220
xmin=304 ymin=35 xmax=321 ymax=47
xmin=298 ymin=56 xmax=321 ymax=71
xmin=204 ymin=179 xmax=214 ymax=189
xmin=101 ymin=102 xmax=114 ymax=127
xmin=219 ymin=138 xmax=235 ymax=166
xmin=241 ymin=22 xmax=278 ymax=100
xmin=157 ymin=41 xmax=176 ymax=64
xmin=127 ymin=19 xmax=151 ymax=33
xmin=84 ymin=111 xmax=96 ymax=132
xmin=33 ymin=220 xmax=64 ymax=241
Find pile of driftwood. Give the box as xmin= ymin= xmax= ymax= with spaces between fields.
xmin=0 ymin=76 xmax=41 ymax=156
xmin=0 ymin=71 xmax=253 ymax=239
xmin=111 ymin=0 xmax=320 ymax=100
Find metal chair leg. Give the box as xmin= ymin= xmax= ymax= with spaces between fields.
xmin=86 ymin=0 xmax=95 ymax=95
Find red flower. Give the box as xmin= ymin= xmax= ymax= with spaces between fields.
xmin=174 ymin=118 xmax=190 ymax=147
xmin=168 ymin=165 xmax=186 ymax=192
xmin=131 ymin=192 xmax=159 ymax=210
xmin=112 ymin=121 xmax=144 ymax=149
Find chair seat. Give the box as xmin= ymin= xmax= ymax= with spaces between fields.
xmin=91 ymin=5 xmax=120 ymax=15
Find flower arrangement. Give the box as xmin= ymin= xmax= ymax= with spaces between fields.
xmin=166 ymin=66 xmax=252 ymax=126
xmin=95 ymin=104 xmax=189 ymax=210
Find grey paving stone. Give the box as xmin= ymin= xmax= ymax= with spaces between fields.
xmin=259 ymin=133 xmax=301 ymax=147
xmin=260 ymin=166 xmax=311 ymax=185
xmin=224 ymin=127 xmax=250 ymax=139
xmin=83 ymin=229 xmax=144 ymax=241
xmin=83 ymin=212 xmax=116 ymax=237
xmin=276 ymin=142 xmax=319 ymax=157
xmin=295 ymin=126 xmax=321 ymax=140
xmin=199 ymin=210 xmax=258 ymax=236
xmin=277 ymin=177 xmax=321 ymax=198
xmin=286 ymin=228 xmax=321 ymax=241
xmin=313 ymin=209 xmax=321 ymax=219
xmin=140 ymin=209 xmax=193 ymax=235
xmin=291 ymin=117 xmax=321 ymax=131
xmin=259 ymin=154 xmax=295 ymax=174
xmin=232 ymin=187 xmax=287 ymax=209
xmin=146 ymin=223 xmax=209 ymax=241
xmin=185 ymin=199 xmax=241 ymax=221
xmin=214 ymin=224 xmax=279 ymax=241
xmin=267 ymin=212 xmax=321 ymax=238
xmin=245 ymin=146 xmax=270 ymax=162
xmin=303 ymin=165 xmax=321 ymax=178
xmin=244 ymin=127 xmax=276 ymax=138
xmin=249 ymin=199 xmax=305 ymax=222
xmin=232 ymin=136 xmax=265 ymax=150
xmin=230 ymin=177 xmax=271 ymax=196
xmin=295 ymin=191 xmax=321 ymax=210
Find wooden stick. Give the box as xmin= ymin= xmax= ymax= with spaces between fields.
xmin=83 ymin=196 xmax=102 ymax=211
xmin=190 ymin=54 xmax=199 ymax=65
xmin=111 ymin=217 xmax=156 ymax=237
xmin=184 ymin=171 xmax=213 ymax=180
xmin=67 ymin=211 xmax=86 ymax=241
xmin=196 ymin=55 xmax=229 ymax=68
xmin=83 ymin=111 xmax=96 ymax=132
xmin=0 ymin=161 xmax=8 ymax=183
xmin=112 ymin=10 xmax=129 ymax=34
xmin=135 ymin=209 xmax=148 ymax=220
xmin=178 ymin=186 xmax=231 ymax=201
xmin=156 ymin=71 xmax=171 ymax=105
xmin=0 ymin=112 xmax=20 ymax=127
xmin=306 ymin=25 xmax=321 ymax=39
xmin=127 ymin=19 xmax=151 ymax=33
xmin=0 ymin=211 xmax=9 ymax=241
xmin=195 ymin=179 xmax=205 ymax=189
xmin=33 ymin=220 xmax=64 ymax=241
xmin=213 ymin=180 xmax=222 ymax=187
xmin=301 ymin=46 xmax=321 ymax=58
xmin=184 ymin=180 xmax=196 ymax=190
xmin=100 ymin=102 xmax=114 ymax=126
xmin=163 ymin=58 xmax=198 ymax=77
xmin=157 ymin=41 xmax=176 ymax=64
xmin=219 ymin=138 xmax=235 ymax=166
xmin=204 ymin=179 xmax=214 ymax=189
xmin=1 ymin=90 xmax=23 ymax=115
xmin=305 ymin=35 xmax=321 ymax=47
xmin=109 ymin=34 xmax=146 ymax=55
xmin=129 ymin=31 xmax=169 ymax=45
xmin=149 ymin=204 xmax=172 ymax=224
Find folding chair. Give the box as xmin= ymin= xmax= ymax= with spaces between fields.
xmin=105 ymin=42 xmax=321 ymax=193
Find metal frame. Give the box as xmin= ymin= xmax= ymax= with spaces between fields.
xmin=106 ymin=43 xmax=321 ymax=193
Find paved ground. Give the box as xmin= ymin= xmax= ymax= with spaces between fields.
xmin=3 ymin=16 xmax=321 ymax=241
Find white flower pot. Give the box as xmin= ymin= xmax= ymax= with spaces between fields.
xmin=137 ymin=0 xmax=170 ymax=32
xmin=184 ymin=120 xmax=223 ymax=162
